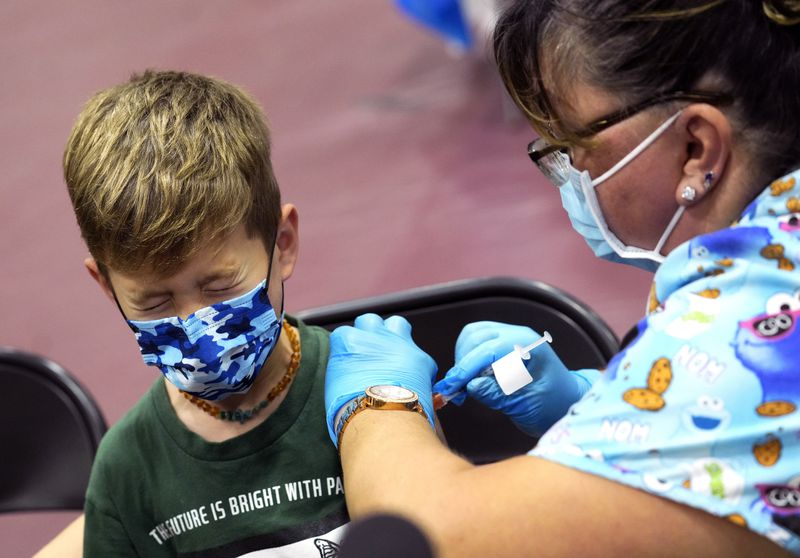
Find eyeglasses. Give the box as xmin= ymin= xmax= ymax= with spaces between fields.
xmin=527 ymin=90 xmax=734 ymax=187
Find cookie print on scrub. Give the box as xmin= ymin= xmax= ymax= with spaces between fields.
xmin=623 ymin=358 xmax=672 ymax=411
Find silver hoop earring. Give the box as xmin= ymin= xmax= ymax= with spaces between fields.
xmin=681 ymin=185 xmax=697 ymax=202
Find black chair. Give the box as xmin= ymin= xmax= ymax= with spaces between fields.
xmin=0 ymin=347 xmax=107 ymax=513
xmin=297 ymin=276 xmax=619 ymax=464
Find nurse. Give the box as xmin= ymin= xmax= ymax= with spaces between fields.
xmin=324 ymin=1 xmax=800 ymax=557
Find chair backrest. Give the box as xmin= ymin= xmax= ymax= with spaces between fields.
xmin=297 ymin=276 xmax=619 ymax=464
xmin=0 ymin=347 xmax=107 ymax=513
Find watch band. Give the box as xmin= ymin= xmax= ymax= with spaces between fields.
xmin=334 ymin=395 xmax=367 ymax=449
xmin=334 ymin=387 xmax=429 ymax=450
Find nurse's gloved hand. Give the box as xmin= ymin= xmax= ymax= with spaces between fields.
xmin=433 ymin=321 xmax=600 ymax=437
xmin=325 ymin=313 xmax=438 ymax=446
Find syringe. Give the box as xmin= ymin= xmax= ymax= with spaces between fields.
xmin=433 ymin=331 xmax=553 ymax=410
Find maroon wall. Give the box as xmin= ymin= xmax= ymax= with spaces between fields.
xmin=0 ymin=1 xmax=650 ymax=554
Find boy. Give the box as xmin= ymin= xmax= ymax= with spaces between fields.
xmin=63 ymin=70 xmax=347 ymax=557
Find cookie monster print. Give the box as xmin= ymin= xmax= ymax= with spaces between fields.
xmin=778 ymin=211 xmax=800 ymax=235
xmin=734 ymin=291 xmax=800 ymax=417
xmin=689 ymin=227 xmax=773 ymax=265
xmin=682 ymin=395 xmax=731 ymax=433
xmin=758 ymin=479 xmax=800 ymax=538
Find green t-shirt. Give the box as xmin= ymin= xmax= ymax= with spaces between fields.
xmin=84 ymin=318 xmax=348 ymax=557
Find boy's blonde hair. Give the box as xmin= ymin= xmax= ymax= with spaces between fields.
xmin=64 ymin=70 xmax=281 ymax=276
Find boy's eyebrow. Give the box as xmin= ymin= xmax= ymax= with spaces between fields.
xmin=197 ymin=267 xmax=242 ymax=286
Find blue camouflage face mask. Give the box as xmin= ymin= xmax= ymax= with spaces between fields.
xmin=125 ymin=268 xmax=283 ymax=401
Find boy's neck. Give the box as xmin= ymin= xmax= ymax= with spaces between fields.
xmin=164 ymin=322 xmax=299 ymax=442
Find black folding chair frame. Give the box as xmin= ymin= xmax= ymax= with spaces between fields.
xmin=1 ymin=347 xmax=106 ymax=513
xmin=298 ymin=276 xmax=619 ymax=463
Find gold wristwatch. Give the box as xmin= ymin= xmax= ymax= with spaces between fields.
xmin=334 ymin=385 xmax=428 ymax=449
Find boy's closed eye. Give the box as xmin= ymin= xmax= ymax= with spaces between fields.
xmin=127 ymin=297 xmax=172 ymax=319
xmin=203 ymin=278 xmax=248 ymax=302
xmin=200 ymin=267 xmax=247 ymax=294
xmin=133 ymin=284 xmax=243 ymax=317
xmin=204 ymin=281 xmax=240 ymax=294
xmin=139 ymin=300 xmax=170 ymax=312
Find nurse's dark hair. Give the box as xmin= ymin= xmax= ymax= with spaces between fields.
xmin=494 ymin=0 xmax=800 ymax=181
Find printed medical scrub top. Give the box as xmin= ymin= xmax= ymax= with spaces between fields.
xmin=532 ymin=171 xmax=800 ymax=554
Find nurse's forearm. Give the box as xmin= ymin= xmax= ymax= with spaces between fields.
xmin=339 ymin=410 xmax=473 ymax=543
xmin=338 ymin=408 xmax=789 ymax=558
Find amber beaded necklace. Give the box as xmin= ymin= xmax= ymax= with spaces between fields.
xmin=180 ymin=321 xmax=301 ymax=424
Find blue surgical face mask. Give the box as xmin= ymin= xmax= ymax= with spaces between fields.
xmin=559 ymin=111 xmax=685 ymax=273
xmin=123 ymin=260 xmax=283 ymax=401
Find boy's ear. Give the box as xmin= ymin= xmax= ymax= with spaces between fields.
xmin=275 ymin=204 xmax=299 ymax=281
xmin=84 ymin=257 xmax=117 ymax=304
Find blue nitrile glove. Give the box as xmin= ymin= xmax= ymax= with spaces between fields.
xmin=325 ymin=313 xmax=438 ymax=446
xmin=432 ymin=321 xmax=601 ymax=437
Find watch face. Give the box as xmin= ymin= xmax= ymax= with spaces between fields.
xmin=369 ymin=385 xmax=416 ymax=402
